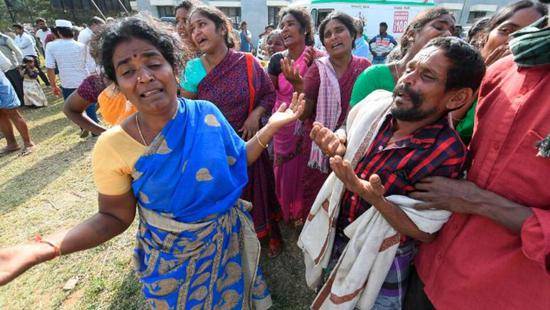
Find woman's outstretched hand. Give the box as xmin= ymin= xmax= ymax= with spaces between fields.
xmin=267 ymin=92 xmax=305 ymax=130
xmin=0 ymin=243 xmax=53 ymax=286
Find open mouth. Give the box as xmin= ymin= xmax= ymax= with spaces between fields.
xmin=140 ymin=88 xmax=164 ymax=98
xmin=194 ymin=37 xmax=208 ymax=46
xmin=331 ymin=42 xmax=344 ymax=49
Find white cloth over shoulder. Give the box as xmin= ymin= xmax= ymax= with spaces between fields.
xmin=298 ymin=90 xmax=451 ymax=309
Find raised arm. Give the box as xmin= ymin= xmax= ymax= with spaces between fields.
xmin=246 ymin=92 xmax=305 ymax=165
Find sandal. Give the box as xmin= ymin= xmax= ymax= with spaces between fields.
xmin=19 ymin=146 xmax=34 ymax=156
xmin=267 ymin=238 xmax=283 ymax=258
xmin=0 ymin=146 xmax=21 ymax=156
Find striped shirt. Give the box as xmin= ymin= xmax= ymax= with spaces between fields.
xmin=335 ymin=113 xmax=466 ymax=307
xmin=45 ymin=39 xmax=89 ymax=89
xmin=339 ymin=114 xmax=466 ymax=227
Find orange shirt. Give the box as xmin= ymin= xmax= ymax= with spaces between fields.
xmin=97 ymin=84 xmax=137 ymax=125
xmin=416 ymin=56 xmax=550 ymax=309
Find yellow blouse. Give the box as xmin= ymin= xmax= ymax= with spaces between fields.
xmin=91 ymin=125 xmax=146 ymax=196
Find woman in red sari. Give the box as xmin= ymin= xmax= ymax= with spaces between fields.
xmin=185 ymin=6 xmax=283 ymax=256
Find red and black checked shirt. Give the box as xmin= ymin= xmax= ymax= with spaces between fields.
xmin=338 ymin=114 xmax=467 ymax=229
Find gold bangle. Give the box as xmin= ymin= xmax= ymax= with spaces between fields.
xmin=256 ymin=134 xmax=268 ymax=149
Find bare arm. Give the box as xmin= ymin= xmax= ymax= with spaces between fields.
xmin=240 ymin=106 xmax=266 ymax=141
xmin=412 ymin=177 xmax=533 ymax=233
xmin=63 ymin=91 xmax=107 ymax=135
xmin=299 ymin=97 xmax=316 ymax=121
xmin=245 ymin=122 xmax=277 ymax=165
xmin=371 ymin=197 xmax=434 ymax=242
xmin=246 ymin=92 xmax=305 ymax=165
xmin=46 ymin=68 xmax=60 ymax=96
xmin=0 ymin=192 xmax=136 ymax=286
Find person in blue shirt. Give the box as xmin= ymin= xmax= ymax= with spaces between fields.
xmin=239 ymin=21 xmax=252 ymax=52
xmin=369 ymin=22 xmax=398 ymax=64
xmin=352 ymin=18 xmax=370 ymax=60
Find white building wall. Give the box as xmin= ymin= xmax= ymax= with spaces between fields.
xmin=240 ymin=0 xmax=269 ymax=47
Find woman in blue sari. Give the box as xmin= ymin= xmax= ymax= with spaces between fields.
xmin=0 ymin=17 xmax=305 ymax=309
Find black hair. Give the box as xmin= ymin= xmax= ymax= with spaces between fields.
xmin=279 ymin=6 xmax=315 ymax=46
xmin=425 ymin=37 xmax=485 ymax=91
xmin=467 ymin=16 xmax=490 ymax=42
xmin=22 ymin=56 xmax=35 ymax=64
xmin=50 ymin=27 xmax=59 ymax=37
xmin=397 ymin=7 xmax=453 ymax=60
xmin=96 ymin=16 xmax=185 ymax=83
xmin=13 ymin=24 xmax=23 ymax=30
xmin=486 ymin=0 xmax=547 ymax=32
xmin=90 ymin=16 xmax=106 ymax=26
xmin=36 ymin=18 xmax=46 ymax=24
xmin=56 ymin=27 xmax=74 ymax=38
xmin=380 ymin=22 xmax=388 ymax=28
xmin=175 ymin=0 xmax=195 ymax=12
xmin=265 ymin=24 xmax=275 ymax=30
xmin=188 ymin=5 xmax=236 ymax=49
xmin=318 ymin=11 xmax=357 ymax=49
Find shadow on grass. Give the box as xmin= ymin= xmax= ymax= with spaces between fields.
xmin=28 ymin=116 xmax=73 ymax=145
xmin=0 ymin=140 xmax=92 ymax=214
xmin=19 ymin=100 xmax=64 ymax=123
xmin=106 ymin=271 xmax=145 ymax=310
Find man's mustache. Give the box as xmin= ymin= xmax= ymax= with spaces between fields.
xmin=393 ymin=84 xmax=422 ymax=107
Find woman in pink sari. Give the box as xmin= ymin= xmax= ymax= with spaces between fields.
xmin=267 ymin=7 xmax=320 ymax=225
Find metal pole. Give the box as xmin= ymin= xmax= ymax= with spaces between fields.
xmin=117 ymin=0 xmax=129 ymax=14
xmin=459 ymin=0 xmax=471 ymax=26
xmin=89 ymin=0 xmax=108 ymax=20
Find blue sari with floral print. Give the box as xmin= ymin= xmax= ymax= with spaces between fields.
xmin=130 ymin=98 xmax=271 ymax=309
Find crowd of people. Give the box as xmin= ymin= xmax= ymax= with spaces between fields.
xmin=0 ymin=0 xmax=548 ymax=309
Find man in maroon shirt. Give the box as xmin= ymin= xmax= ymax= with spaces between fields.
xmin=408 ymin=16 xmax=550 ymax=310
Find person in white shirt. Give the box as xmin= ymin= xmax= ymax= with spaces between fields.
xmin=78 ymin=17 xmax=105 ymax=73
xmin=46 ymin=19 xmax=98 ymax=132
xmin=13 ymin=23 xmax=50 ymax=86
xmin=35 ymin=18 xmax=51 ymax=50
xmin=0 ymin=32 xmax=25 ymax=105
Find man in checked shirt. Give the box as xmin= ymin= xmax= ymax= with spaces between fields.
xmin=307 ymin=37 xmax=485 ymax=308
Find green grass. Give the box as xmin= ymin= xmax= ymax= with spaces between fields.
xmin=0 ymin=89 xmax=314 ymax=309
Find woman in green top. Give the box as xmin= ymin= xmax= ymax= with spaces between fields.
xmin=350 ymin=7 xmax=455 ymax=106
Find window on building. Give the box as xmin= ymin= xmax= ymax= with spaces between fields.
xmin=268 ymin=6 xmax=282 ymax=27
xmin=219 ymin=7 xmax=241 ymax=26
xmin=467 ymin=11 xmax=488 ymax=24
xmin=157 ymin=6 xmax=174 ymax=17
